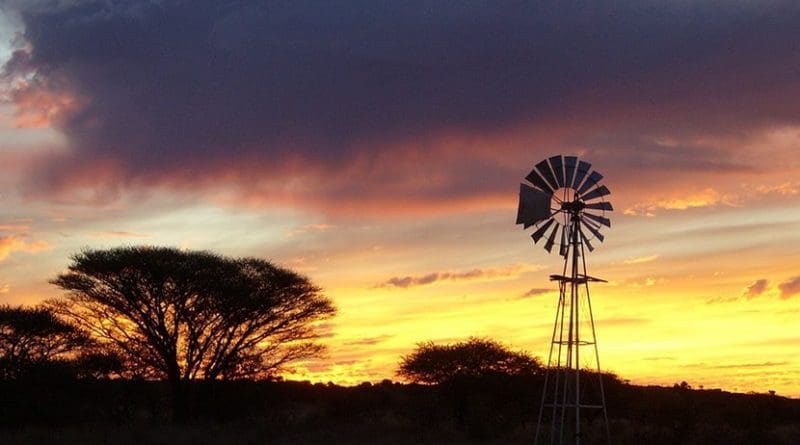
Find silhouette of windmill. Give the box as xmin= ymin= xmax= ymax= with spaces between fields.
xmin=516 ymin=155 xmax=612 ymax=445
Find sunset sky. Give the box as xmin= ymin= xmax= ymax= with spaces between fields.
xmin=0 ymin=1 xmax=799 ymax=396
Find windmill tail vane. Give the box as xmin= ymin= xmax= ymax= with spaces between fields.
xmin=516 ymin=155 xmax=613 ymax=445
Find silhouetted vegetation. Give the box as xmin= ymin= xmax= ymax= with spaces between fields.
xmin=0 ymin=305 xmax=93 ymax=380
xmin=0 ymin=377 xmax=798 ymax=444
xmin=1 ymin=247 xmax=797 ymax=443
xmin=46 ymin=246 xmax=336 ymax=419
xmin=398 ymin=337 xmax=543 ymax=384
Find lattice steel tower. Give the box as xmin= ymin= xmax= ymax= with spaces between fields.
xmin=516 ymin=155 xmax=612 ymax=445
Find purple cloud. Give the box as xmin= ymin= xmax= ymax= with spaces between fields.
xmin=379 ymin=264 xmax=531 ymax=288
xmin=4 ymin=1 xmax=800 ymax=212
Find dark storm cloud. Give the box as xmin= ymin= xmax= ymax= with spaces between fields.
xmin=6 ymin=0 xmax=800 ymax=209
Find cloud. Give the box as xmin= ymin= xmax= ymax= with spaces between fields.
xmin=3 ymin=1 xmax=800 ymax=214
xmin=343 ymin=335 xmax=393 ymax=347
xmin=90 ymin=231 xmax=151 ymax=239
xmin=708 ymin=278 xmax=789 ymax=304
xmin=705 ymin=361 xmax=789 ymax=370
xmin=743 ymin=279 xmax=769 ymax=299
xmin=704 ymin=295 xmax=740 ymax=305
xmin=778 ymin=276 xmax=800 ymax=299
xmin=612 ymin=276 xmax=664 ymax=288
xmin=378 ymin=264 xmax=538 ymax=289
xmin=0 ymin=235 xmax=51 ymax=260
xmin=623 ymin=188 xmax=736 ymax=216
xmin=518 ymin=288 xmax=553 ymax=299
xmin=754 ymin=182 xmax=800 ymax=196
xmin=0 ymin=224 xmax=30 ymax=232
xmin=622 ymin=255 xmax=659 ymax=265
xmin=286 ymin=224 xmax=335 ymax=237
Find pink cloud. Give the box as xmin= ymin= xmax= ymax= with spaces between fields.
xmin=743 ymin=279 xmax=769 ymax=299
xmin=0 ymin=235 xmax=51 ymax=261
xmin=778 ymin=277 xmax=800 ymax=299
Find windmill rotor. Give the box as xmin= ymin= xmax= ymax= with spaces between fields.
xmin=515 ymin=155 xmax=613 ymax=256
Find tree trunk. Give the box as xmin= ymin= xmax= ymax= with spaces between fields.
xmin=170 ymin=379 xmax=190 ymax=422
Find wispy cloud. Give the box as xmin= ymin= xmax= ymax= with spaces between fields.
xmin=517 ymin=288 xmax=553 ymax=299
xmin=90 ymin=231 xmax=151 ymax=239
xmin=704 ymin=361 xmax=789 ymax=370
xmin=753 ymin=182 xmax=800 ymax=196
xmin=707 ymin=278 xmax=775 ymax=304
xmin=287 ymin=224 xmax=335 ymax=237
xmin=0 ymin=236 xmax=51 ymax=261
xmin=778 ymin=276 xmax=800 ymax=299
xmin=0 ymin=224 xmax=31 ymax=232
xmin=610 ymin=276 xmax=664 ymax=288
xmin=343 ymin=335 xmax=394 ymax=347
xmin=622 ymin=255 xmax=659 ymax=265
xmin=378 ymin=264 xmax=540 ymax=289
xmin=705 ymin=295 xmax=739 ymax=305
xmin=623 ymin=188 xmax=736 ymax=216
xmin=743 ymin=279 xmax=769 ymax=299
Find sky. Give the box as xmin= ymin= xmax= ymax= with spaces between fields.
xmin=0 ymin=0 xmax=799 ymax=396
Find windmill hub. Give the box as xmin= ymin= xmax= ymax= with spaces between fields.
xmin=561 ymin=199 xmax=585 ymax=213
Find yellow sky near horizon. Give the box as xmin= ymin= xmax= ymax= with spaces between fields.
xmin=2 ymin=154 xmax=799 ymax=397
xmin=1 ymin=3 xmax=799 ymax=399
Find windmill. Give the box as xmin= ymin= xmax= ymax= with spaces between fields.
xmin=516 ymin=155 xmax=612 ymax=445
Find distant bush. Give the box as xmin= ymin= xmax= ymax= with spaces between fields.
xmin=397 ymin=337 xmax=543 ymax=384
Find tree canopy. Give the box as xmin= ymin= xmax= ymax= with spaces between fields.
xmin=397 ymin=337 xmax=543 ymax=384
xmin=0 ymin=305 xmax=91 ymax=379
xmin=49 ymin=246 xmax=336 ymax=383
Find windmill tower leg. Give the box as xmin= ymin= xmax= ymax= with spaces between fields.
xmin=534 ymin=219 xmax=610 ymax=445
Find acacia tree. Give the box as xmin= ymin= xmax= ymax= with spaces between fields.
xmin=397 ymin=337 xmax=542 ymax=384
xmin=48 ymin=247 xmax=336 ymax=387
xmin=0 ymin=305 xmax=92 ymax=379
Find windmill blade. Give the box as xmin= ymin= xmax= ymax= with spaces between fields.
xmin=549 ymin=155 xmax=565 ymax=188
xmin=584 ymin=201 xmax=614 ymax=211
xmin=579 ymin=227 xmax=595 ymax=252
xmin=531 ymin=218 xmax=556 ymax=244
xmin=583 ymin=212 xmax=611 ymax=228
xmin=563 ymin=156 xmax=578 ymax=187
xmin=582 ymin=215 xmax=602 ymax=231
xmin=582 ymin=213 xmax=599 ymax=226
xmin=536 ymin=160 xmax=560 ymax=191
xmin=525 ymin=169 xmax=555 ymax=194
xmin=516 ymin=183 xmax=552 ymax=227
xmin=559 ymin=225 xmax=568 ymax=257
xmin=581 ymin=219 xmax=605 ymax=242
xmin=572 ymin=160 xmax=591 ymax=189
xmin=581 ymin=185 xmax=611 ymax=202
xmin=544 ymin=224 xmax=559 ymax=253
xmin=577 ymin=171 xmax=604 ymax=195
